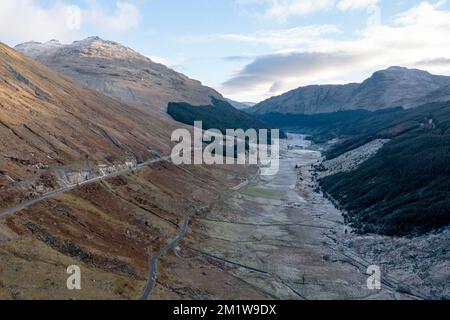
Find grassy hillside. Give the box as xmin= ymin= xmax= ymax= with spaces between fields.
xmin=0 ymin=42 xmax=175 ymax=183
xmin=168 ymin=97 xmax=286 ymax=138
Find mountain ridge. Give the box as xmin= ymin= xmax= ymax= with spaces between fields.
xmin=15 ymin=37 xmax=273 ymax=136
xmin=249 ymin=66 xmax=450 ymax=114
xmin=15 ymin=37 xmax=223 ymax=113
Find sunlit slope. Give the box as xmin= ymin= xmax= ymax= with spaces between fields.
xmin=15 ymin=38 xmax=223 ymax=113
xmin=0 ymin=42 xmax=175 ymax=181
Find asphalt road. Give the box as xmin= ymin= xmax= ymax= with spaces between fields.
xmin=0 ymin=153 xmax=192 ymax=301
xmin=140 ymin=212 xmax=191 ymax=300
xmin=0 ymin=156 xmax=170 ymax=219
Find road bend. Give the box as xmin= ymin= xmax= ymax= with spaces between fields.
xmin=140 ymin=212 xmax=191 ymax=300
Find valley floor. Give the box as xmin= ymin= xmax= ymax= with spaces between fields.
xmin=166 ymin=134 xmax=448 ymax=300
xmin=0 ymin=135 xmax=448 ymax=300
xmin=182 ymin=135 xmax=413 ymax=299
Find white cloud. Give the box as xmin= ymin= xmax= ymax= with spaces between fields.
xmin=0 ymin=0 xmax=77 ymax=44
xmin=337 ymin=0 xmax=379 ymax=11
xmin=235 ymin=0 xmax=382 ymax=23
xmin=84 ymin=1 xmax=141 ymax=33
xmin=0 ymin=0 xmax=141 ymax=46
xmin=182 ymin=25 xmax=340 ymax=49
xmin=220 ymin=25 xmax=340 ymax=49
xmin=222 ymin=51 xmax=359 ymax=94
xmin=264 ymin=0 xmax=335 ymax=21
xmin=236 ymin=0 xmax=336 ymax=22
xmin=223 ymin=1 xmax=450 ymax=101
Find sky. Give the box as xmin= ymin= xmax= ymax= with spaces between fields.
xmin=2 ymin=0 xmax=450 ymax=102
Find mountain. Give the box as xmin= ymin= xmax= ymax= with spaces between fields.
xmin=0 ymin=42 xmax=257 ymax=300
xmin=0 ymin=41 xmax=175 ymax=184
xmin=15 ymin=37 xmax=277 ymax=136
xmin=0 ymin=41 xmax=267 ymax=300
xmin=256 ymin=91 xmax=450 ymax=235
xmin=249 ymin=67 xmax=450 ymax=114
xmin=270 ymin=99 xmax=450 ymax=236
xmin=225 ymin=98 xmax=256 ymax=110
xmin=15 ymin=37 xmax=223 ymax=113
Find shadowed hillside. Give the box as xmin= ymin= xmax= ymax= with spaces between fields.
xmin=168 ymin=97 xmax=287 ymax=138
xmin=316 ymin=102 xmax=450 ymax=235
xmin=259 ymin=98 xmax=450 ymax=235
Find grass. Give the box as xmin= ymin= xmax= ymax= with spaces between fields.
xmin=241 ymin=187 xmax=285 ymax=200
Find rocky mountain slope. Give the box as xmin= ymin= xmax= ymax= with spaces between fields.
xmin=0 ymin=41 xmax=179 ymax=187
xmin=249 ymin=67 xmax=450 ymax=114
xmin=15 ymin=37 xmax=223 ymax=113
xmin=318 ymin=139 xmax=390 ymax=177
xmin=0 ymin=41 xmax=269 ymax=299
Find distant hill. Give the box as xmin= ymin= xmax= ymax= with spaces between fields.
xmin=249 ymin=67 xmax=450 ymax=115
xmin=15 ymin=37 xmax=223 ymax=113
xmin=225 ymin=99 xmax=256 ymax=110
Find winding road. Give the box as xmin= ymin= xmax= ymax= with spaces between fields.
xmin=0 ymin=156 xmax=170 ymax=219
xmin=140 ymin=212 xmax=191 ymax=300
xmin=0 ymin=153 xmax=194 ymax=301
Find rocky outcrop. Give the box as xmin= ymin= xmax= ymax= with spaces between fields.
xmin=347 ymin=227 xmax=450 ymax=300
xmin=318 ymin=139 xmax=390 ymax=177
